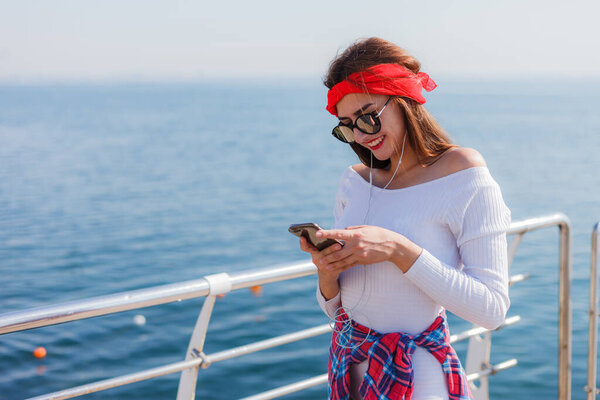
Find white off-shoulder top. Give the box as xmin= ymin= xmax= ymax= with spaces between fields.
xmin=317 ymin=166 xmax=511 ymax=400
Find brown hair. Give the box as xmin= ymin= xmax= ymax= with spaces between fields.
xmin=324 ymin=37 xmax=455 ymax=169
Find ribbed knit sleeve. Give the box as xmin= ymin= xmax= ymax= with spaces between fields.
xmin=316 ymin=288 xmax=341 ymax=319
xmin=403 ymin=177 xmax=511 ymax=329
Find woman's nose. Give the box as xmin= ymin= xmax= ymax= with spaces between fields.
xmin=353 ymin=128 xmax=370 ymax=144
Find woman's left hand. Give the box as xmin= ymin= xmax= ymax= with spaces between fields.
xmin=315 ymin=225 xmax=422 ymax=273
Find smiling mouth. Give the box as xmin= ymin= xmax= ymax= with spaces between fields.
xmin=365 ymin=136 xmax=384 ymax=150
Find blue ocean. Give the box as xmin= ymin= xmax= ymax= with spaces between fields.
xmin=1 ymin=79 xmax=599 ymax=399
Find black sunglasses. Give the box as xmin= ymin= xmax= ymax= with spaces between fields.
xmin=331 ymin=97 xmax=392 ymax=143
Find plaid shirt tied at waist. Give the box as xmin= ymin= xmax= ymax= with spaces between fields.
xmin=328 ymin=310 xmax=473 ymax=400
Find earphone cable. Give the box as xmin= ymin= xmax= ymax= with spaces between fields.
xmin=330 ymin=133 xmax=407 ymax=349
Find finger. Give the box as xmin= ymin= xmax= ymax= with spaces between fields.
xmin=316 ymin=229 xmax=356 ymax=241
xmin=327 ymin=257 xmax=358 ymax=272
xmin=346 ymin=225 xmax=367 ymax=230
xmin=320 ymin=245 xmax=351 ymax=264
xmin=299 ymin=237 xmax=319 ymax=254
xmin=324 ymin=252 xmax=355 ymax=270
xmin=320 ymin=243 xmax=343 ymax=257
xmin=300 ymin=237 xmax=318 ymax=253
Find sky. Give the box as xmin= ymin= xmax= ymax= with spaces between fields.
xmin=1 ymin=0 xmax=599 ymax=83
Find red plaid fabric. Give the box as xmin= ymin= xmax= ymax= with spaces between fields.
xmin=328 ymin=310 xmax=473 ymax=400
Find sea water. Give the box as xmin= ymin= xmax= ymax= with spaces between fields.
xmin=1 ymin=79 xmax=599 ymax=399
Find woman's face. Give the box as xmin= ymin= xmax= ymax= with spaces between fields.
xmin=336 ymin=93 xmax=407 ymax=161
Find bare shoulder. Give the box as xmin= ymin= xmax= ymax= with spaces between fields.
xmin=351 ymin=163 xmax=370 ymax=180
xmin=439 ymin=147 xmax=487 ymax=173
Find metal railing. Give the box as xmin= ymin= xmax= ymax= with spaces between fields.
xmin=506 ymin=213 xmax=572 ymax=400
xmin=0 ymin=213 xmax=572 ymax=400
xmin=587 ymin=222 xmax=599 ymax=399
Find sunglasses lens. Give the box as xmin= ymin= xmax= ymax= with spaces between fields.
xmin=356 ymin=114 xmax=380 ymax=134
xmin=332 ymin=126 xmax=355 ymax=143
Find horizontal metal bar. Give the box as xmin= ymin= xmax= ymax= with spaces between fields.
xmin=509 ymin=273 xmax=530 ymax=286
xmin=466 ymin=358 xmax=518 ymax=381
xmin=239 ymin=374 xmax=328 ymax=400
xmin=450 ymin=315 xmax=521 ymax=343
xmin=26 ymin=357 xmax=203 ymax=400
xmin=241 ymin=358 xmax=519 ymax=400
xmin=24 ymin=324 xmax=332 ymax=399
xmin=204 ymin=324 xmax=332 ymax=367
xmin=0 ymin=279 xmax=210 ymax=335
xmin=228 ymin=262 xmax=316 ymax=290
xmin=0 ymin=261 xmax=316 ymax=335
xmin=507 ymin=213 xmax=569 ymax=235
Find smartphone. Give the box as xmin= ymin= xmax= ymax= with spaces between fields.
xmin=288 ymin=223 xmax=343 ymax=251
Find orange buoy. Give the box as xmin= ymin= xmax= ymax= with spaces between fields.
xmin=250 ymin=285 xmax=263 ymax=297
xmin=33 ymin=346 xmax=47 ymax=359
xmin=217 ymin=293 xmax=226 ymax=298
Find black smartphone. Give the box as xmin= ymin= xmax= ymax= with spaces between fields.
xmin=288 ymin=223 xmax=343 ymax=251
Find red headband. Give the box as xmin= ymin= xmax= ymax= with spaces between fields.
xmin=326 ymin=63 xmax=437 ymax=116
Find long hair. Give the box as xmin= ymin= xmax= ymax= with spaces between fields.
xmin=324 ymin=37 xmax=455 ymax=169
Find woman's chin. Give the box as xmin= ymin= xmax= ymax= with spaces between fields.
xmin=371 ymin=150 xmax=390 ymax=161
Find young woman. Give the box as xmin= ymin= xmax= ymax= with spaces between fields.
xmin=299 ymin=38 xmax=510 ymax=400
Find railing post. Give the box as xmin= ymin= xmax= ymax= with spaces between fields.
xmin=465 ymin=331 xmax=492 ymax=400
xmin=558 ymin=219 xmax=572 ymax=400
xmin=177 ymin=273 xmax=232 ymax=400
xmin=587 ymin=223 xmax=599 ymax=400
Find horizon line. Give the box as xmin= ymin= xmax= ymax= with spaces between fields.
xmin=2 ymin=73 xmax=600 ymax=87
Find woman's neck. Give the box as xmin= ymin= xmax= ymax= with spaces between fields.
xmin=386 ymin=145 xmax=419 ymax=178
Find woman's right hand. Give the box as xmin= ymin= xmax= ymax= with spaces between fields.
xmin=299 ymin=236 xmax=343 ymax=300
